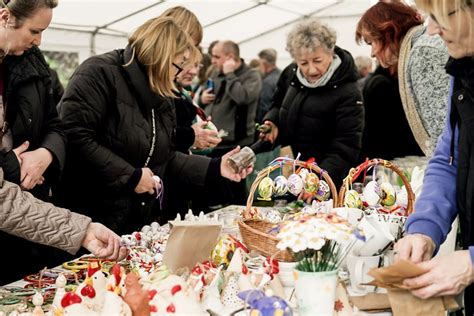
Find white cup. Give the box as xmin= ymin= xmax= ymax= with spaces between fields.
xmin=347 ymin=254 xmax=382 ymax=294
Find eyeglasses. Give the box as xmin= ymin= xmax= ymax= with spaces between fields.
xmin=172 ymin=62 xmax=184 ymax=77
xmin=429 ymin=2 xmax=472 ymax=27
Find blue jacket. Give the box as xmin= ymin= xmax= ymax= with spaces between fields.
xmin=406 ymin=78 xmax=473 ymax=262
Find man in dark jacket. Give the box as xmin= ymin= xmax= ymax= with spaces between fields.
xmin=201 ymin=40 xmax=262 ymax=154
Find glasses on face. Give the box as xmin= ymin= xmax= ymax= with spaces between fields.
xmin=172 ymin=62 xmax=184 ymax=77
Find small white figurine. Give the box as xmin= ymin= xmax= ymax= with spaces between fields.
xmin=51 ymin=273 xmax=67 ymax=311
xmin=32 ymin=291 xmax=45 ymax=316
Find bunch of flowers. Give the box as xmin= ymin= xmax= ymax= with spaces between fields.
xmin=277 ymin=213 xmax=364 ymax=272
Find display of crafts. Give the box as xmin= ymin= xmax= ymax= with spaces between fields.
xmin=256 ymin=157 xmax=332 ymax=204
xmin=342 ymin=162 xmax=409 ymax=217
xmin=276 ymin=213 xmax=364 ymax=272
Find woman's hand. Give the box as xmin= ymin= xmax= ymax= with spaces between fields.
xmin=220 ymin=146 xmax=253 ymax=182
xmin=191 ymin=120 xmax=221 ymax=149
xmin=134 ymin=167 xmax=156 ymax=194
xmin=82 ymin=222 xmax=128 ymax=261
xmin=394 ymin=233 xmax=436 ymax=263
xmin=404 ymin=250 xmax=474 ymax=298
xmin=260 ymin=121 xmax=278 ymax=143
xmin=19 ymin=147 xmax=53 ymax=190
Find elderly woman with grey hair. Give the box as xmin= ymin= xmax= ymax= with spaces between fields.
xmin=261 ymin=18 xmax=364 ymax=186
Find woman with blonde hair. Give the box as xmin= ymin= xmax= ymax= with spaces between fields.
xmin=56 ymin=17 xmax=250 ymax=235
xmin=394 ymin=0 xmax=474 ymax=312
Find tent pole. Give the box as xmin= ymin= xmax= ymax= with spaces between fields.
xmin=238 ymin=0 xmax=344 ymax=45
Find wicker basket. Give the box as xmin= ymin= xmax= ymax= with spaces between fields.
xmin=238 ymin=159 xmax=338 ymax=262
xmin=337 ymin=158 xmax=415 ymax=215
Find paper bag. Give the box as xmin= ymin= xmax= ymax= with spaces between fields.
xmin=367 ymin=260 xmax=459 ymax=315
xmin=163 ymin=221 xmax=221 ymax=272
xmin=349 ymin=293 xmax=390 ymax=312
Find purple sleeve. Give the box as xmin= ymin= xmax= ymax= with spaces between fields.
xmin=470 ymin=247 xmax=474 ymax=263
xmin=406 ymin=78 xmax=458 ymax=253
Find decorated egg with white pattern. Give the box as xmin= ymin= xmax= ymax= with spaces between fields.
xmin=363 ymin=180 xmax=382 ymax=207
xmin=287 ymin=173 xmax=304 ymax=196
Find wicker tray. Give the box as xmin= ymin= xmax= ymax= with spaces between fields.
xmin=238 ymin=158 xmax=338 ymax=262
xmin=337 ymin=158 xmax=415 ymax=215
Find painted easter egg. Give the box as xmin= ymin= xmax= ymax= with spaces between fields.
xmin=315 ymin=180 xmax=331 ymax=201
xmin=344 ymin=189 xmax=363 ymax=209
xmin=380 ymin=182 xmax=397 ymax=207
xmin=304 ymin=173 xmax=320 ymax=195
xmin=287 ymin=174 xmax=304 ymax=196
xmin=363 ymin=180 xmax=381 ymax=207
xmin=258 ymin=177 xmax=274 ymax=201
xmin=273 ymin=175 xmax=288 ymax=196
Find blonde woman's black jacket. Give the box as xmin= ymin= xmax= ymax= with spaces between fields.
xmin=55 ymin=46 xmax=213 ymax=234
xmin=1 ymin=46 xmax=66 ymax=197
xmin=264 ymin=47 xmax=364 ymax=186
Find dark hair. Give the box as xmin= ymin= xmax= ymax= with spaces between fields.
xmin=1 ymin=0 xmax=58 ymax=27
xmin=355 ymin=2 xmax=422 ymax=74
xmin=258 ymin=48 xmax=277 ymax=65
xmin=197 ymin=53 xmax=212 ymax=86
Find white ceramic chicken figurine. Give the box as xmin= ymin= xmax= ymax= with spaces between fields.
xmin=76 ymin=262 xmax=107 ymax=311
xmin=101 ymin=264 xmax=131 ymax=316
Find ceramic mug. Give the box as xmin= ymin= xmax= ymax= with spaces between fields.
xmin=347 ymin=254 xmax=382 ymax=294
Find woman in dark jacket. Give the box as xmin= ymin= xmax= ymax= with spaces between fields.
xmin=0 ymin=0 xmax=67 ymax=283
xmin=361 ymin=65 xmax=424 ymax=160
xmin=262 ymin=18 xmax=364 ymax=186
xmin=56 ymin=17 xmax=250 ymax=235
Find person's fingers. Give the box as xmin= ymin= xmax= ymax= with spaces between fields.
xmin=110 ymin=236 xmax=121 ymax=260
xmin=102 ymin=235 xmax=116 ymax=259
xmin=395 ymin=240 xmax=412 ymax=261
xmin=118 ymin=247 xmax=128 ymax=261
xmin=21 ymin=175 xmax=34 ymax=190
xmin=410 ymin=282 xmax=443 ymax=299
xmin=409 ymin=242 xmax=426 ymax=264
xmin=403 ymin=263 xmax=434 ymax=290
xmin=14 ymin=141 xmax=30 ymax=155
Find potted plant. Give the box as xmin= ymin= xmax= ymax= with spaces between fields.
xmin=277 ymin=213 xmax=363 ymax=316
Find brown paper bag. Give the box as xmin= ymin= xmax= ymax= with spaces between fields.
xmin=349 ymin=293 xmax=390 ymax=312
xmin=162 ymin=221 xmax=221 ymax=272
xmin=366 ymin=260 xmax=459 ymax=315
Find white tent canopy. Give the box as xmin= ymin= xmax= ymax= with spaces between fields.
xmin=42 ymin=0 xmax=379 ymax=68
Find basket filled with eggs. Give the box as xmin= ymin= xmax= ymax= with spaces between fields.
xmin=338 ymin=158 xmax=415 ymax=241
xmin=238 ymin=157 xmax=338 ymax=262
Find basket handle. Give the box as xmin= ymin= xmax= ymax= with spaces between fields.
xmin=337 ymin=158 xmax=415 ymax=215
xmin=244 ymin=160 xmax=339 ymax=216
